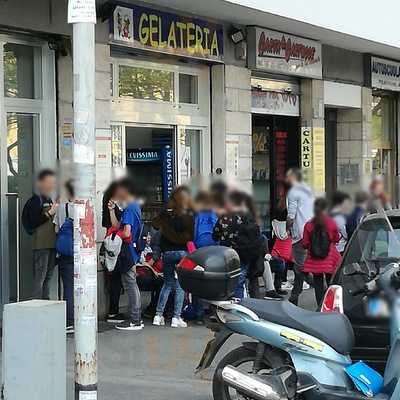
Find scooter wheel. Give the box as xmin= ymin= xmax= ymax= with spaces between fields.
xmin=212 ymin=346 xmax=272 ymax=400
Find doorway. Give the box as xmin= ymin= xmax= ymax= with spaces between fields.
xmin=252 ymin=114 xmax=299 ymax=231
xmin=125 ymin=126 xmax=174 ymax=226
xmin=0 ymin=38 xmax=56 ymax=305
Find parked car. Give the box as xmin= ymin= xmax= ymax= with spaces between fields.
xmin=331 ymin=210 xmax=400 ymax=373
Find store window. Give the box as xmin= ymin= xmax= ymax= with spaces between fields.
xmin=178 ymin=128 xmax=201 ymax=183
xmin=4 ymin=43 xmax=42 ymax=99
xmin=179 ymin=73 xmax=198 ymax=104
xmin=371 ymin=94 xmax=397 ymax=195
xmin=118 ymin=65 xmax=174 ymax=101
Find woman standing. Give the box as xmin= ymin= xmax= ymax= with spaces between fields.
xmin=152 ymin=186 xmax=194 ymax=328
xmin=302 ymin=198 xmax=341 ymax=306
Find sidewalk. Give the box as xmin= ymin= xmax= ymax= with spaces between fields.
xmin=66 ymin=323 xmax=218 ymax=400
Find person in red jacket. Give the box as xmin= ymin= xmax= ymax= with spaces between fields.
xmin=302 ymin=198 xmax=341 ymax=306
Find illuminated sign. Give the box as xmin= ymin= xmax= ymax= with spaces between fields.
xmin=162 ymin=146 xmax=174 ymax=201
xmin=248 ymin=27 xmax=322 ymax=78
xmin=126 ymin=149 xmax=161 ymax=163
xmin=111 ymin=4 xmax=223 ymax=62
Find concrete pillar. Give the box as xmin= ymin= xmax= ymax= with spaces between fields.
xmin=335 ymin=88 xmax=372 ymax=195
xmin=224 ymin=64 xmax=252 ymax=191
xmin=211 ymin=64 xmax=226 ymax=175
xmin=301 ymin=79 xmax=325 ymax=195
xmin=2 ymin=300 xmax=66 ymax=400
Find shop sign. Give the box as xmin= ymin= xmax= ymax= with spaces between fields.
xmin=371 ymin=56 xmax=400 ymax=91
xmin=126 ymin=149 xmax=161 ymax=163
xmin=111 ymin=4 xmax=224 ymax=62
xmin=301 ymin=127 xmax=312 ymax=169
xmin=248 ymin=27 xmax=322 ymax=79
xmin=162 ymin=146 xmax=174 ymax=201
xmin=251 ymin=90 xmax=299 ymax=116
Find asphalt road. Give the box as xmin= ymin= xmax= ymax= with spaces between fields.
xmin=66 ymin=288 xmax=317 ymax=400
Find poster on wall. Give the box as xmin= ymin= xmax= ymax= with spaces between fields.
xmin=370 ymin=56 xmax=400 ymax=91
xmin=248 ymin=27 xmax=322 ymax=79
xmin=110 ymin=3 xmax=224 ymax=62
xmin=251 ymin=90 xmax=299 ymax=116
xmin=312 ymin=127 xmax=325 ymax=194
xmin=226 ymin=137 xmax=239 ymax=179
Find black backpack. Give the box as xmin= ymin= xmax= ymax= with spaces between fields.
xmin=310 ymin=224 xmax=330 ymax=259
xmin=235 ymin=217 xmax=264 ymax=263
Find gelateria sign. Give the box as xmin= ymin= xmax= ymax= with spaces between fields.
xmin=248 ymin=27 xmax=322 ymax=79
xmin=111 ymin=4 xmax=223 ymax=62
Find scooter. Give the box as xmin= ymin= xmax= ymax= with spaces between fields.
xmin=197 ymin=262 xmax=400 ymax=400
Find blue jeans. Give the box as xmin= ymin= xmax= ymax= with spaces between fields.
xmin=235 ymin=264 xmax=248 ymax=299
xmin=156 ymin=250 xmax=186 ymax=318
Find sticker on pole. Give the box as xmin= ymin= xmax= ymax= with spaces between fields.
xmin=79 ymin=391 xmax=97 ymax=400
xmin=68 ymin=0 xmax=96 ymax=24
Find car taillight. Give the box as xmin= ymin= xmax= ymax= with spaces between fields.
xmin=321 ymin=285 xmax=344 ymax=314
xmin=178 ymin=257 xmax=197 ymax=271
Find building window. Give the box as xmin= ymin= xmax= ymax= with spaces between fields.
xmin=118 ymin=65 xmax=174 ymax=102
xmin=179 ymin=73 xmax=198 ymax=104
xmin=4 ymin=43 xmax=42 ymax=99
xmin=371 ymin=94 xmax=397 ymax=195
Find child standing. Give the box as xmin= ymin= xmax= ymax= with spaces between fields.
xmin=152 ymin=186 xmax=194 ymax=328
xmin=302 ymin=198 xmax=341 ymax=306
xmin=109 ymin=177 xmax=143 ymax=331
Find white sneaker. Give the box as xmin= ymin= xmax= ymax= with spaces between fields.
xmin=171 ymin=317 xmax=187 ymax=328
xmin=281 ymin=282 xmax=293 ymax=291
xmin=303 ymin=282 xmax=311 ymax=290
xmin=153 ymin=315 xmax=165 ymax=326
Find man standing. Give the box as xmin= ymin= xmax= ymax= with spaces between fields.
xmin=286 ymin=168 xmax=314 ymax=306
xmin=22 ymin=169 xmax=58 ymax=299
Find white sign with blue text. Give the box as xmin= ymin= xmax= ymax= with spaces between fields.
xmin=371 ymin=56 xmax=400 ymax=92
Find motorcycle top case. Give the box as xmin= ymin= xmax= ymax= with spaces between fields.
xmin=177 ymin=246 xmax=241 ymax=300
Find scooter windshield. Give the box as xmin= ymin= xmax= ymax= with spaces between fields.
xmin=344 ymin=210 xmax=400 ymax=276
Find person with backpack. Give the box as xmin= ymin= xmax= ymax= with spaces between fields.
xmin=330 ymin=191 xmax=352 ymax=255
xmin=152 ymin=186 xmax=194 ymax=328
xmin=54 ymin=180 xmax=74 ymax=334
xmin=109 ymin=177 xmax=144 ymax=331
xmin=302 ymin=198 xmax=341 ymax=306
xmin=22 ymin=169 xmax=58 ymax=300
xmin=190 ymin=191 xmax=218 ymax=323
xmin=286 ymin=168 xmax=314 ymax=306
xmin=213 ymin=191 xmax=263 ymax=299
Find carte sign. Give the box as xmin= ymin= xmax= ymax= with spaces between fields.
xmin=111 ymin=4 xmax=223 ymax=62
xmin=371 ymin=56 xmax=400 ymax=91
xmin=249 ymin=27 xmax=322 ymax=79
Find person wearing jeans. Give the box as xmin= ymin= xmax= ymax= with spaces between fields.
xmin=58 ymin=255 xmax=74 ymax=330
xmin=108 ymin=177 xmax=143 ymax=331
xmin=22 ymin=169 xmax=58 ymax=300
xmin=152 ymin=185 xmax=194 ymax=328
xmin=121 ymin=263 xmax=142 ymax=324
xmin=285 ymin=168 xmax=314 ymax=306
xmin=154 ymin=250 xmax=186 ymax=325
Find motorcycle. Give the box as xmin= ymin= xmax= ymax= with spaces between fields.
xmin=196 ymin=262 xmax=400 ymax=400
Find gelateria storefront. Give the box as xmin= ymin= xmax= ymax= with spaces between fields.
xmin=105 ymin=2 xmax=224 ymax=225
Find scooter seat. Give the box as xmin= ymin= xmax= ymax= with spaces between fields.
xmin=241 ymin=298 xmax=355 ymax=355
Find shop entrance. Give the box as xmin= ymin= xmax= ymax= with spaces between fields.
xmin=252 ymin=114 xmax=299 ymax=232
xmin=125 ymin=125 xmax=174 ymax=226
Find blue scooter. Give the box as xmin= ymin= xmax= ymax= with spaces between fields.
xmin=197 ymin=262 xmax=400 ymax=400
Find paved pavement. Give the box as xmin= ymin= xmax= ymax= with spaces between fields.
xmin=66 ymin=288 xmax=316 ymax=400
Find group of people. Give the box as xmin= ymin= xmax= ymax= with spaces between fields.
xmin=273 ymin=169 xmax=391 ymax=307
xmin=21 ymin=166 xmax=391 ymax=333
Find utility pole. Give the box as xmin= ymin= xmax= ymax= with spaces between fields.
xmin=68 ymin=1 xmax=97 ymax=399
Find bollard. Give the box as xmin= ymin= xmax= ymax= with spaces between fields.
xmin=2 ymin=300 xmax=66 ymax=400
